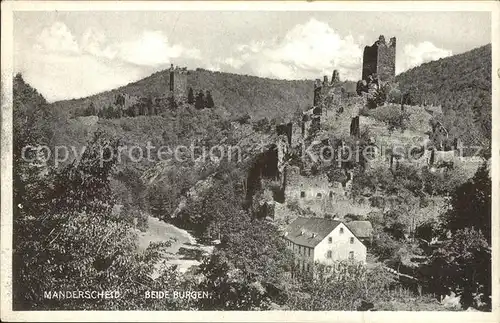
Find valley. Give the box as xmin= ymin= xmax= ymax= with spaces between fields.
xmin=12 ymin=37 xmax=492 ymax=311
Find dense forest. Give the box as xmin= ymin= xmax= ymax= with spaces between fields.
xmin=396 ymin=44 xmax=491 ymax=150
xmin=50 ymin=68 xmax=314 ymax=122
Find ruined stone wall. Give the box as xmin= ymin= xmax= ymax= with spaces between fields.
xmin=322 ymin=93 xmax=365 ymax=139
xmin=362 ymin=44 xmax=378 ymax=82
xmin=276 ymin=123 xmax=293 ymax=146
xmin=114 ymin=93 xmax=140 ymax=111
xmin=377 ymin=37 xmax=396 ymax=84
xmin=313 ymin=79 xmax=323 ymax=106
xmin=276 ymin=134 xmax=289 ymax=190
xmin=362 ymin=36 xmax=396 ymax=84
xmin=302 ymin=107 xmax=321 ymax=140
xmin=284 ymin=166 xmax=346 ymax=215
xmin=291 ymin=122 xmax=302 ymax=148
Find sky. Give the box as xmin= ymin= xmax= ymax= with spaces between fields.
xmin=13 ymin=11 xmax=491 ymax=102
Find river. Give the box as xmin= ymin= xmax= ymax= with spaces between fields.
xmin=136 ymin=216 xmax=214 ymax=277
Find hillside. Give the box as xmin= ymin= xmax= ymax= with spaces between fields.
xmin=188 ymin=69 xmax=313 ymax=119
xmin=50 ymin=68 xmax=314 ymax=121
xmin=13 ymin=43 xmax=493 ymax=311
xmin=396 ymin=44 xmax=492 ymax=149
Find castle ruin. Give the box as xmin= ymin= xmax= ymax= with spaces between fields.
xmin=362 ymin=35 xmax=396 ymax=84
xmin=168 ymin=63 xmax=188 ymax=101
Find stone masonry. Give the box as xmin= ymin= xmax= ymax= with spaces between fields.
xmin=362 ymin=35 xmax=396 ymax=84
xmin=168 ymin=64 xmax=188 ymax=101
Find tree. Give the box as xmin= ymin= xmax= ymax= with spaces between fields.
xmin=366 ymin=104 xmax=410 ymax=133
xmin=424 ymin=228 xmax=491 ymax=310
xmin=195 ymin=91 xmax=205 ymax=110
xmin=12 ymin=129 xmax=187 ymax=310
xmin=290 ymin=262 xmax=396 ymax=311
xmin=421 ymin=162 xmax=492 ymax=310
xmin=88 ymin=102 xmax=97 ymax=116
xmin=205 ymin=90 xmax=215 ymax=108
xmin=443 ymin=162 xmax=491 ymax=243
xmin=197 ymin=211 xmax=294 ymax=310
xmin=187 ymin=87 xmax=195 ymax=104
xmin=12 ymin=75 xmax=193 ymax=310
xmin=168 ymin=95 xmax=177 ymax=110
xmin=104 ymin=105 xmax=114 ymax=119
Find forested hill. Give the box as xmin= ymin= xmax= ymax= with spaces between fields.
xmin=396 ymin=44 xmax=492 ymax=148
xmin=50 ymin=68 xmax=314 ymax=121
xmin=188 ymin=69 xmax=314 ymax=119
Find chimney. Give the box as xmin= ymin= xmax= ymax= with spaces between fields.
xmin=311 ymin=233 xmax=317 ymax=238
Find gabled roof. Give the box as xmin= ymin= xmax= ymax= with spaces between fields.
xmin=284 ymin=217 xmax=342 ymax=248
xmin=346 ymin=221 xmax=373 ymax=239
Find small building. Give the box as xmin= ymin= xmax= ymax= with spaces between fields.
xmin=345 ymin=220 xmax=374 ymax=244
xmin=284 ymin=217 xmax=367 ymax=274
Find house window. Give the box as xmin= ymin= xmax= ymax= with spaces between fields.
xmin=350 ymin=237 xmax=355 ymax=244
xmin=328 ymin=237 xmax=332 ymax=243
xmin=298 ymin=246 xmax=301 ymax=254
xmin=327 ymin=251 xmax=332 ymax=258
xmin=308 ymin=248 xmax=311 ymax=257
xmin=349 ymin=251 xmax=354 ymax=260
xmin=339 ymin=227 xmax=344 ymax=234
xmin=316 ymin=192 xmax=322 ymax=198
xmin=329 ymin=191 xmax=334 ymax=198
xmin=300 ymin=191 xmax=306 ymax=198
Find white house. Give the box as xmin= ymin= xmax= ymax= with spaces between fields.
xmin=284 ymin=217 xmax=367 ymax=274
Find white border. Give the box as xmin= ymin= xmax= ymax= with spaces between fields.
xmin=1 ymin=1 xmax=499 ymax=322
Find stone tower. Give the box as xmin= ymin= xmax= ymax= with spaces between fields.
xmin=362 ymin=35 xmax=396 ymax=84
xmin=168 ymin=63 xmax=188 ymax=100
xmin=313 ymin=78 xmax=322 ymax=106
xmin=331 ymin=69 xmax=340 ymax=84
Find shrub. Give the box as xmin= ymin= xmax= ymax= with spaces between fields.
xmin=366 ymin=104 xmax=410 ymax=133
xmin=236 ymin=113 xmax=251 ymax=125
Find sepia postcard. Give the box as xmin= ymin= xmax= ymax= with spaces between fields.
xmin=1 ymin=1 xmax=499 ymax=322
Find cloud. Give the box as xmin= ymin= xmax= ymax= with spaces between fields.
xmin=220 ymin=18 xmax=363 ymax=80
xmin=116 ymin=31 xmax=201 ymax=67
xmin=80 ymin=28 xmax=202 ymax=67
xmin=80 ymin=28 xmax=117 ymax=60
xmin=221 ymin=20 xmax=453 ymax=80
xmin=397 ymin=41 xmax=452 ymax=73
xmin=220 ymin=57 xmax=245 ymax=70
xmin=19 ymin=22 xmax=203 ymax=101
xmin=20 ymin=20 xmax=457 ymax=102
xmin=17 ymin=52 xmax=147 ymax=102
xmin=35 ymin=22 xmax=80 ymax=54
